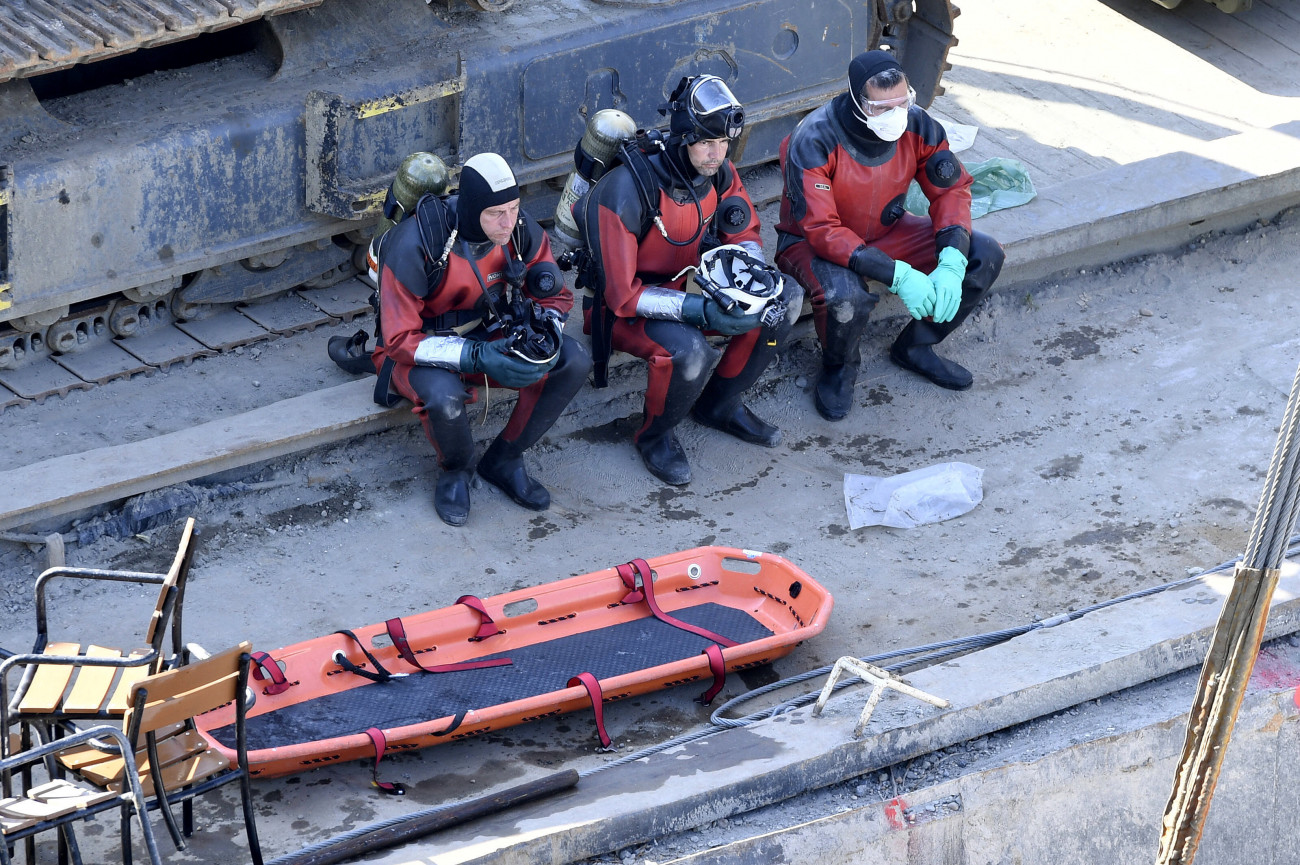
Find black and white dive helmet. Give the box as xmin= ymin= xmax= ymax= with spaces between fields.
xmin=666 ymin=74 xmax=746 ymax=144
xmin=695 ymin=244 xmax=785 ymax=321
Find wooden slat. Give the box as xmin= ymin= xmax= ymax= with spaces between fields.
xmin=62 ymin=646 xmax=124 ymax=714
xmin=129 ymin=642 xmax=246 ymax=735
xmin=107 ymin=652 xmax=152 ymax=713
xmin=16 ymin=642 xmax=82 ymax=714
xmin=137 ymin=749 xmax=230 ymax=798
xmin=69 ymin=725 xmax=214 ymax=792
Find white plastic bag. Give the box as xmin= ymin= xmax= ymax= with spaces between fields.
xmin=844 ymin=462 xmax=984 ymax=530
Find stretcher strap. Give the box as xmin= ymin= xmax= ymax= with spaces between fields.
xmin=432 ymin=712 xmax=466 ymax=737
xmin=333 ymin=630 xmax=398 ymax=683
xmin=615 ymin=562 xmax=644 ymax=603
xmin=697 ymin=644 xmax=726 ymax=705
xmin=456 ymin=595 xmax=503 ymax=641
xmin=250 ymin=651 xmax=292 ymax=695
xmin=567 ymin=672 xmax=614 ymax=750
xmin=385 ymin=618 xmax=513 ymax=673
xmin=621 ymin=559 xmax=739 ymax=648
xmin=364 ymin=728 xmax=406 ymax=796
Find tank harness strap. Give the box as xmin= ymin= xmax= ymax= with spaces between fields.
xmin=423 ymin=309 xmax=485 ymax=336
xmin=249 ymin=651 xmax=292 ymax=695
xmin=332 ymin=629 xmax=402 ymax=683
xmin=363 ymin=727 xmax=406 ymax=796
xmin=384 ymin=617 xmax=512 ymax=673
xmin=373 ymin=356 xmax=403 ymax=408
xmin=697 ymin=643 xmax=727 ymax=705
xmin=618 ymin=559 xmax=739 ymax=648
xmin=567 ymin=672 xmax=615 ymax=751
xmin=456 ymin=595 xmax=504 ymax=641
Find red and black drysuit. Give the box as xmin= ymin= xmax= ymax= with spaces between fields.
xmin=578 ymin=149 xmax=801 ymax=444
xmin=775 ymin=93 xmax=1004 ymax=375
xmin=374 ymin=196 xmax=590 ymax=474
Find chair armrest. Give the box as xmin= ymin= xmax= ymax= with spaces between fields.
xmin=34 ymin=568 xmax=166 ymax=637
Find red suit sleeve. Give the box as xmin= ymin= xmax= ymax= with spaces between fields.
xmin=717 ymin=167 xmax=763 ymax=249
xmin=521 ymin=224 xmax=575 ymax=316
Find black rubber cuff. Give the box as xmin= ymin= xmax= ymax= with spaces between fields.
xmin=935 ymin=225 xmax=972 ymax=258
xmin=848 ymin=245 xmax=896 ymax=284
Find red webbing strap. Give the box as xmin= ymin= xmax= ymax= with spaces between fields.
xmin=615 ymin=562 xmax=643 ymax=603
xmin=627 ymin=559 xmax=739 ymax=648
xmin=697 ymin=644 xmax=726 ymax=705
xmin=567 ymin=672 xmax=614 ymax=750
xmin=456 ymin=595 xmax=502 ymax=641
xmin=250 ymin=651 xmax=291 ymax=695
xmin=363 ymin=728 xmax=406 ymax=795
xmin=385 ymin=618 xmax=512 ymax=673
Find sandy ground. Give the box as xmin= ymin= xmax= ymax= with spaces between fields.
xmin=3 ymin=203 xmax=1299 ymax=861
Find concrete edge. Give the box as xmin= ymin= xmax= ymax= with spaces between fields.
xmin=664 ymin=674 xmax=1300 ymax=864
xmin=395 ymin=570 xmax=1300 ymax=864
xmin=5 ymin=122 xmax=1300 ymax=532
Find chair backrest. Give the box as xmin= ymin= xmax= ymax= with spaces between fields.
xmin=125 ymin=641 xmax=250 ymax=740
xmin=144 ymin=517 xmax=197 ymax=652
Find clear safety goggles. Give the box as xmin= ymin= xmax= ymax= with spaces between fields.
xmin=857 ymin=86 xmax=916 ymax=117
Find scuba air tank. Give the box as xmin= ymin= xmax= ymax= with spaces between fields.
xmin=366 ymin=152 xmax=451 ymax=285
xmin=552 ymin=109 xmax=638 ymax=250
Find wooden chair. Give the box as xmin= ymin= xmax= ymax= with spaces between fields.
xmin=0 ymin=724 xmax=161 ymax=865
xmin=55 ymin=642 xmax=263 ymax=865
xmin=0 ymin=518 xmax=197 ymax=756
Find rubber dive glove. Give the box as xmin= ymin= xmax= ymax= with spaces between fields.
xmin=928 ymin=246 xmax=967 ymax=324
xmin=681 ymin=294 xmax=764 ymax=337
xmin=889 ymin=261 xmax=937 ymax=320
xmin=460 ymin=338 xmax=549 ymax=389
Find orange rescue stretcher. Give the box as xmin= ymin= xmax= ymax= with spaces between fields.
xmin=195 ymin=547 xmax=833 ymax=780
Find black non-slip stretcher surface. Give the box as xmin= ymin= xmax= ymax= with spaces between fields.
xmin=210 ymin=603 xmax=773 ymax=751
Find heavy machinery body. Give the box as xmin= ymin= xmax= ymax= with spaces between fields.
xmin=0 ymin=0 xmax=958 ymax=382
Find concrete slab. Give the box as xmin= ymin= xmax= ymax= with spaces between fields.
xmin=0 ymin=379 xmax=409 ymax=532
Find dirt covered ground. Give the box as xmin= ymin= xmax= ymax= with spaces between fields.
xmin=2 ymin=206 xmax=1299 ymax=861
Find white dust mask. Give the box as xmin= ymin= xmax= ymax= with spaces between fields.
xmin=865 ymin=106 xmax=908 ymax=142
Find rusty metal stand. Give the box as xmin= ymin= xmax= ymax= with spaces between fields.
xmin=811 ymin=657 xmax=949 ymax=738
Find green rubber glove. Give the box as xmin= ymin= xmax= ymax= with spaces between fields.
xmin=460 ymin=339 xmax=548 ymax=389
xmin=929 ymin=246 xmax=967 ymax=324
xmin=889 ymin=261 xmax=937 ymax=320
xmin=681 ymin=294 xmax=764 ymax=337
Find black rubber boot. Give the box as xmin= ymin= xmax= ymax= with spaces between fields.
xmin=813 ymin=362 xmax=858 ymax=421
xmin=889 ymin=318 xmax=973 ymax=391
xmin=889 ymin=233 xmax=1003 ymax=391
xmin=636 ymin=429 xmax=692 ymax=486
xmin=477 ymin=437 xmax=550 ymax=511
xmin=692 ymin=376 xmax=781 ymax=447
xmin=433 ymin=469 xmax=472 ymax=527
xmin=412 ymin=367 xmax=478 ymax=527
xmin=327 ymin=330 xmax=374 ymax=375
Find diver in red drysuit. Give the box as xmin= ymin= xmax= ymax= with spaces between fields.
xmin=776 ymin=49 xmax=1005 ymax=420
xmin=375 ymin=153 xmax=592 ymax=526
xmin=578 ymin=75 xmax=804 ymax=485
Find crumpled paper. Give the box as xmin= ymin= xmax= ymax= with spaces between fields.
xmin=844 ymin=462 xmax=984 ymax=530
